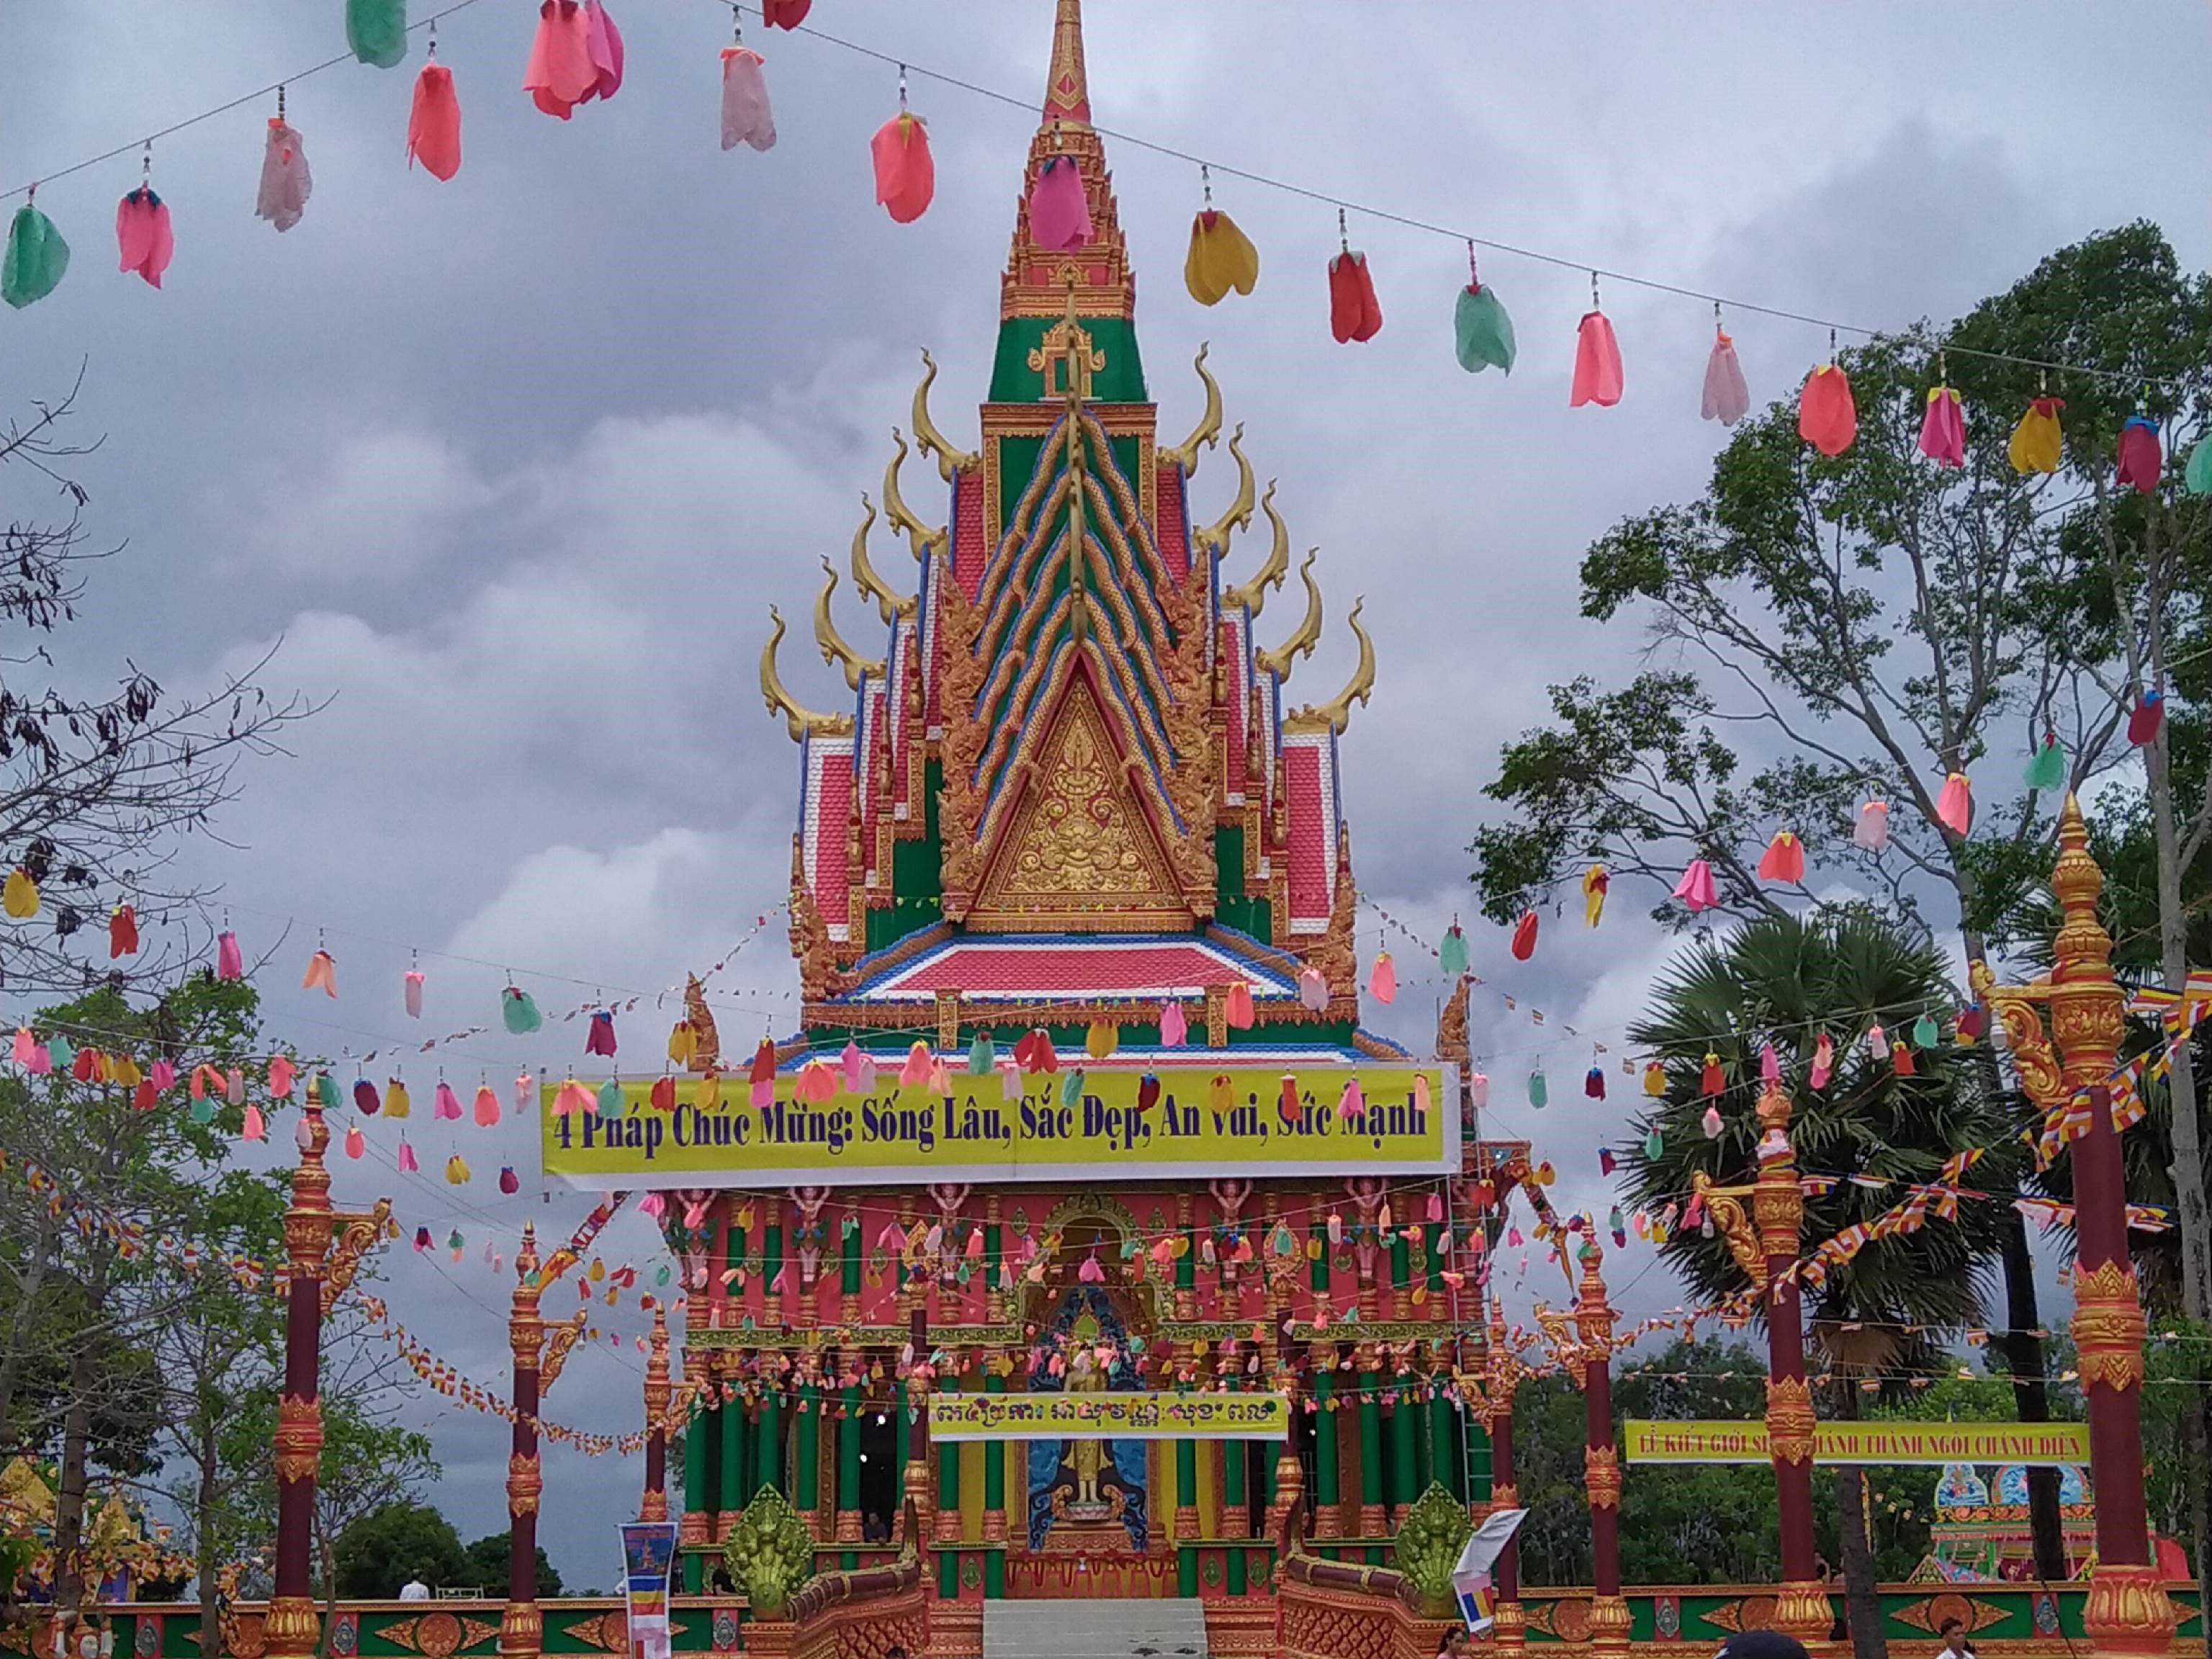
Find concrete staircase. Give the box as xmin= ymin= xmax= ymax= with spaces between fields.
xmin=983 ymin=1596 xmax=1209 ymax=1659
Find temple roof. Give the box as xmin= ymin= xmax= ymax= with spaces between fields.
xmin=844 ymin=932 xmax=1298 ymax=1005
xmin=767 ymin=0 xmax=1382 ymax=1046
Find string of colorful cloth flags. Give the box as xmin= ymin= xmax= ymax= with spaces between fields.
xmin=2 ymin=1 xmax=2208 ymax=488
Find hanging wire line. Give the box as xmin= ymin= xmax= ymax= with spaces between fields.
xmin=0 ymin=0 xmax=485 ymax=207
xmin=729 ymin=5 xmax=2182 ymax=392
xmin=0 ymin=0 xmax=2175 ymax=393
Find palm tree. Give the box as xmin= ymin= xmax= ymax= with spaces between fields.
xmin=1620 ymin=909 xmax=2014 ymax=1659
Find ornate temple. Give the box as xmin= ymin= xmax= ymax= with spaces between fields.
xmin=642 ymin=0 xmax=1488 ymax=1622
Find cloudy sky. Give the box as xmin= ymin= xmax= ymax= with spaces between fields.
xmin=6 ymin=0 xmax=2207 ymax=1583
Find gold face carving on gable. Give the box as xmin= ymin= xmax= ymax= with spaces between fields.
xmin=968 ymin=680 xmax=1194 ymax=931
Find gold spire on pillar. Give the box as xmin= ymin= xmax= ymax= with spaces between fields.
xmin=641 ymin=1307 xmax=672 ymax=1522
xmin=1042 ymin=0 xmax=1091 ymax=125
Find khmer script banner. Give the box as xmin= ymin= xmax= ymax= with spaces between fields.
xmin=540 ymin=1064 xmax=1451 ymax=1187
xmin=928 ymin=1390 xmax=1292 ymax=1442
xmin=1623 ymin=1419 xmax=2092 ymax=1467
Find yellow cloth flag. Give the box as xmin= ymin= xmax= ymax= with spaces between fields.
xmin=2 ymin=870 xmax=37 ymax=918
xmin=2009 ymin=397 xmax=2064 ymax=475
xmin=1184 ymin=210 xmax=1259 ymax=306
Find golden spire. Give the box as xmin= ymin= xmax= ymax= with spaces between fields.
xmin=1286 ymin=598 xmax=1377 ymax=735
xmin=910 ymin=349 xmax=978 ymax=481
xmin=1042 ymin=0 xmax=1091 ymax=126
xmin=1255 ymin=550 xmax=1322 ymax=678
xmin=1223 ymin=480 xmax=1289 ymax=619
xmin=1190 ymin=424 xmax=1254 ymax=565
xmin=882 ymin=428 xmax=949 ymax=562
xmin=760 ymin=606 xmax=855 ymax=742
xmin=814 ymin=557 xmax=886 ymax=691
xmin=1161 ymin=343 xmax=1223 ymax=475
xmin=849 ymin=493 xmax=915 ymax=625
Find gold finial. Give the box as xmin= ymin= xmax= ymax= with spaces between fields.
xmin=910 ymin=349 xmax=979 ymax=481
xmin=760 ymin=606 xmax=855 ymax=742
xmin=682 ymin=973 xmax=720 ymax=1075
xmin=2049 ymin=793 xmax=2123 ymax=1084
xmin=1161 ymin=343 xmax=1223 ymax=475
xmin=814 ymin=557 xmax=886 ymax=691
xmin=1190 ymin=424 xmax=1254 ymax=564
xmin=882 ymin=428 xmax=949 ymax=562
xmin=1255 ymin=551 xmax=1322 ymax=679
xmin=1286 ymin=598 xmax=1376 ymax=735
xmin=849 ymin=493 xmax=915 ymax=625
xmin=1223 ymin=480 xmax=1289 ymax=618
xmin=1041 ymin=0 xmax=1092 ymax=125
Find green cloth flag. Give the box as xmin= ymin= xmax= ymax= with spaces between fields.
xmin=2187 ymin=436 xmax=2212 ymax=497
xmin=346 ymin=0 xmax=409 ymax=68
xmin=2024 ymin=734 xmax=2066 ymax=791
xmin=1454 ymin=282 xmax=1516 ymax=374
xmin=2 ymin=206 xmax=69 ymax=308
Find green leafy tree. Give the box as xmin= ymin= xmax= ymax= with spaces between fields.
xmin=1469 ymin=228 xmax=2209 ymax=1586
xmin=1619 ymin=911 xmax=2014 ymax=1659
xmin=0 ymin=974 xmax=266 ymax=1619
xmin=333 ymin=1501 xmax=467 ymax=1601
xmin=461 ymin=1532 xmax=562 ymax=1599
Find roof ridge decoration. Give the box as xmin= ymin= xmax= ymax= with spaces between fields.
xmin=1255 ymin=550 xmax=1323 ymax=679
xmin=814 ymin=556 xmax=886 ymax=691
xmin=1286 ymin=597 xmax=1377 ymax=736
xmin=848 ymin=493 xmax=914 ymax=624
xmin=1223 ymin=480 xmax=1290 ymax=619
xmin=760 ymin=606 xmax=855 ymax=740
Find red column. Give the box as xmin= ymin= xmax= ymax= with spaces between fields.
xmin=642 ymin=1308 xmax=672 ymax=1521
xmin=1483 ymin=1295 xmax=1524 ymax=1659
xmin=2074 ymin=1082 xmax=2175 ymax=1655
xmin=266 ymin=1105 xmax=335 ymax=1659
xmin=1574 ymin=1246 xmax=1629 ymax=1659
xmin=1753 ymin=1082 xmax=1833 ymax=1646
xmin=501 ymin=1229 xmax=546 ymax=1659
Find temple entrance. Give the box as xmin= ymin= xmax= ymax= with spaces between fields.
xmin=1022 ymin=1211 xmax=1159 ymax=1554
xmin=856 ymin=1401 xmax=900 ymax=1544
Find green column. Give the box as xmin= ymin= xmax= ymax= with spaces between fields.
xmin=1467 ymin=1416 xmax=1494 ymax=1503
xmin=684 ymin=1403 xmax=711 ymax=1592
xmin=1358 ymin=1371 xmax=1382 ymax=1563
xmin=756 ymin=1385 xmax=782 ymax=1497
xmin=1389 ymin=1234 xmax=1409 ymax=1293
xmin=841 ymin=1214 xmax=861 ymax=1298
xmin=1309 ymin=1222 xmax=1329 ymax=1293
xmin=1314 ymin=1369 xmax=1339 ymax=1514
xmin=1175 ymin=1438 xmax=1198 ymax=1596
xmin=1389 ymin=1377 xmax=1418 ymax=1513
xmin=796 ymin=1381 xmax=820 ymax=1515
xmin=1425 ymin=1222 xmax=1446 ymax=1297
xmin=1430 ymin=1376 xmax=1461 ymax=1500
xmin=1223 ymin=1424 xmax=1247 ymax=1521
xmin=764 ymin=1220 xmax=785 ymax=1313
xmin=983 ymin=1370 xmax=1006 ymax=1599
xmin=837 ymin=1382 xmax=861 ymax=1570
xmin=1177 ymin=1223 xmax=1197 ymax=1295
xmin=719 ymin=1388 xmax=743 ymax=1516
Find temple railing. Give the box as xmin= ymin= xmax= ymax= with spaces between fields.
xmin=1274 ymin=1493 xmax=1458 ymax=1659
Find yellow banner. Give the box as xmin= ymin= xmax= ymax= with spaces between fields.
xmin=928 ymin=1390 xmax=1291 ymax=1442
xmin=1623 ymin=1419 xmax=2092 ymax=1467
xmin=540 ymin=1066 xmax=1448 ymax=1187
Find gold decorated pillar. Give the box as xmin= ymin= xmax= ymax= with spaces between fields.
xmin=1572 ymin=1246 xmax=1629 ymax=1659
xmin=1751 ymin=1082 xmax=1834 ymax=1647
xmin=641 ymin=1308 xmax=672 ymax=1521
xmin=268 ymin=1101 xmax=390 ymax=1659
xmin=1975 ymin=799 xmax=2176 ymax=1658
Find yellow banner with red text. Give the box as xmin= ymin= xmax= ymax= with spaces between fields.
xmin=539 ymin=1065 xmax=1449 ymax=1187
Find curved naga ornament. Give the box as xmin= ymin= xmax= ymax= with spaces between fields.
xmin=1223 ymin=480 xmax=1288 ymax=619
xmin=882 ymin=428 xmax=949 ymax=562
xmin=1254 ymin=550 xmax=1323 ymax=679
xmin=814 ymin=557 xmax=886 ymax=691
xmin=760 ymin=606 xmax=855 ymax=742
xmin=320 ymin=1197 xmax=394 ymax=1316
xmin=1693 ymin=1170 xmax=1767 ymax=1290
xmin=1287 ymin=597 xmax=1376 ymax=734
xmin=539 ymin=1308 xmax=589 ymax=1392
xmin=1969 ymin=958 xmax=2065 ymax=1108
xmin=1161 ymin=343 xmax=1223 ymax=475
xmin=849 ymin=493 xmax=915 ymax=626
xmin=910 ymin=349 xmax=979 ymax=480
xmin=1190 ymin=424 xmax=1254 ymax=565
